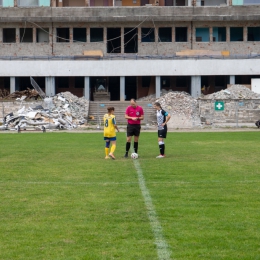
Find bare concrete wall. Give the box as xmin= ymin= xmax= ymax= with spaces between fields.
xmin=1 ymin=20 xmax=260 ymax=56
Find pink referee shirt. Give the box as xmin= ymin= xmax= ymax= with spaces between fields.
xmin=125 ymin=105 xmax=144 ymax=125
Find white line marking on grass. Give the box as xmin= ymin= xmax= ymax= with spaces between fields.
xmin=132 ymin=158 xmax=172 ymax=260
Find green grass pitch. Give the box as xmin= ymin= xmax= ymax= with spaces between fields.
xmin=0 ymin=131 xmax=259 ymax=260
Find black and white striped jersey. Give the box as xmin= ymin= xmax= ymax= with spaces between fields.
xmin=156 ymin=109 xmax=168 ymax=130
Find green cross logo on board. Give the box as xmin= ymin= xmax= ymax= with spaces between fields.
xmin=215 ymin=101 xmax=224 ymax=111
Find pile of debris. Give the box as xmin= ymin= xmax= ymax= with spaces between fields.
xmin=137 ymin=89 xmax=169 ymax=102
xmin=201 ymin=85 xmax=260 ymax=100
xmin=138 ymin=89 xmax=200 ymax=127
xmin=0 ymin=89 xmax=10 ymax=98
xmin=0 ymin=92 xmax=89 ymax=131
xmin=3 ymin=88 xmax=40 ymax=100
xmin=155 ymin=91 xmax=199 ymax=119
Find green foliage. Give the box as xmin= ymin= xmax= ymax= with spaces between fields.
xmin=0 ymin=132 xmax=259 ymax=259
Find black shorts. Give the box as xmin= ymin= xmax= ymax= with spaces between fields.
xmin=158 ymin=128 xmax=167 ymax=138
xmin=127 ymin=124 xmax=141 ymax=137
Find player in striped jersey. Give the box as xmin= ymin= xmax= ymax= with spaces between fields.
xmin=154 ymin=102 xmax=171 ymax=158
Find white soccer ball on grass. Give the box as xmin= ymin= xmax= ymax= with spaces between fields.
xmin=131 ymin=153 xmax=138 ymax=159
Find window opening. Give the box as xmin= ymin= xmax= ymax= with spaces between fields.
xmin=141 ymin=28 xmax=155 ymax=42
xmin=17 ymin=0 xmax=38 ymax=6
xmin=175 ymin=27 xmax=187 ymax=42
xmin=36 ymin=28 xmax=49 ymax=43
xmin=230 ymin=27 xmax=243 ymax=42
xmin=73 ymin=28 xmax=86 ymax=42
xmin=90 ymin=28 xmax=103 ymax=42
xmin=20 ymin=28 xmax=33 ymax=43
xmin=213 ymin=27 xmax=226 ymax=42
xmin=124 ymin=28 xmax=138 ymax=53
xmin=107 ymin=28 xmax=121 ymax=53
xmin=247 ymin=27 xmax=260 ymax=41
xmin=158 ymin=27 xmax=172 ymax=42
xmin=56 ymin=28 xmax=70 ymax=42
xmin=3 ymin=28 xmax=16 ymax=43
xmin=196 ymin=28 xmax=209 ymax=42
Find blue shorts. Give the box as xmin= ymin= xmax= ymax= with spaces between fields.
xmin=104 ymin=137 xmax=116 ymax=141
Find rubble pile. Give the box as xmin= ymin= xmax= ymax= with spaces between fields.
xmin=0 ymin=89 xmax=10 ymax=98
xmin=137 ymin=89 xmax=169 ymax=102
xmin=201 ymin=85 xmax=260 ymax=100
xmin=0 ymin=92 xmax=89 ymax=131
xmin=2 ymin=88 xmax=40 ymax=100
xmin=155 ymin=91 xmax=199 ymax=119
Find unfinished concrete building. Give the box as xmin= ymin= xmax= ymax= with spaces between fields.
xmin=0 ymin=0 xmax=260 ymax=100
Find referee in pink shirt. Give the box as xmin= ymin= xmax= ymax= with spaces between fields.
xmin=124 ymin=99 xmax=144 ymax=158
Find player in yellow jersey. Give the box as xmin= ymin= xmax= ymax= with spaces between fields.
xmin=103 ymin=107 xmax=119 ymax=159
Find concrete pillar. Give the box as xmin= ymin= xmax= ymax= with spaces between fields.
xmin=188 ymin=0 xmax=192 ymax=6
xmin=156 ymin=76 xmax=161 ymax=98
xmin=120 ymin=76 xmax=125 ymax=101
xmin=191 ymin=76 xmax=201 ymax=98
xmin=121 ymin=27 xmax=124 ymax=54
xmin=209 ymin=27 xmax=213 ymax=42
xmin=244 ymin=26 xmax=247 ymax=42
xmin=226 ymin=26 xmax=230 ymax=42
xmin=33 ymin=27 xmax=36 ymax=43
xmin=16 ymin=27 xmax=19 ymax=43
xmin=0 ymin=27 xmax=2 ymax=42
xmin=196 ymin=0 xmax=201 ymax=6
xmin=84 ymin=76 xmax=90 ymax=100
xmin=10 ymin=77 xmax=16 ymax=93
xmin=230 ymin=75 xmax=235 ymax=85
xmin=45 ymin=76 xmax=55 ymax=96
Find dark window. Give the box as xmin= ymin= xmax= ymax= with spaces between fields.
xmin=20 ymin=28 xmax=33 ymax=43
xmin=36 ymin=28 xmax=49 ymax=43
xmin=56 ymin=28 xmax=70 ymax=43
xmin=175 ymin=27 xmax=187 ymax=42
xmin=176 ymin=76 xmax=187 ymax=87
xmin=56 ymin=77 xmax=69 ymax=88
xmin=90 ymin=28 xmax=103 ymax=42
xmin=165 ymin=0 xmax=173 ymax=6
xmin=124 ymin=28 xmax=138 ymax=53
xmin=176 ymin=0 xmax=185 ymax=5
xmin=141 ymin=28 xmax=155 ymax=42
xmin=142 ymin=76 xmax=151 ymax=87
xmin=161 ymin=76 xmax=170 ymax=88
xmin=158 ymin=27 xmax=172 ymax=42
xmin=213 ymin=27 xmax=226 ymax=42
xmin=230 ymin=27 xmax=243 ymax=42
xmin=3 ymin=28 xmax=16 ymax=43
xmin=247 ymin=27 xmax=260 ymax=41
xmin=75 ymin=77 xmax=84 ymax=88
xmin=107 ymin=28 xmax=121 ymax=53
xmin=73 ymin=28 xmax=86 ymax=42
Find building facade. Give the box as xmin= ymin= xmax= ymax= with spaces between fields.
xmin=0 ymin=1 xmax=260 ymax=100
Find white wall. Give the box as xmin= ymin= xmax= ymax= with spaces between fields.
xmin=0 ymin=59 xmax=260 ymax=76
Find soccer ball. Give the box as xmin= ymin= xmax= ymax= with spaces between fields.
xmin=131 ymin=153 xmax=138 ymax=159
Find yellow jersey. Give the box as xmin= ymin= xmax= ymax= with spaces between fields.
xmin=103 ymin=114 xmax=116 ymax=138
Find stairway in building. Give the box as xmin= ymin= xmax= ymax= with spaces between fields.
xmin=88 ymin=101 xmax=156 ymax=126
